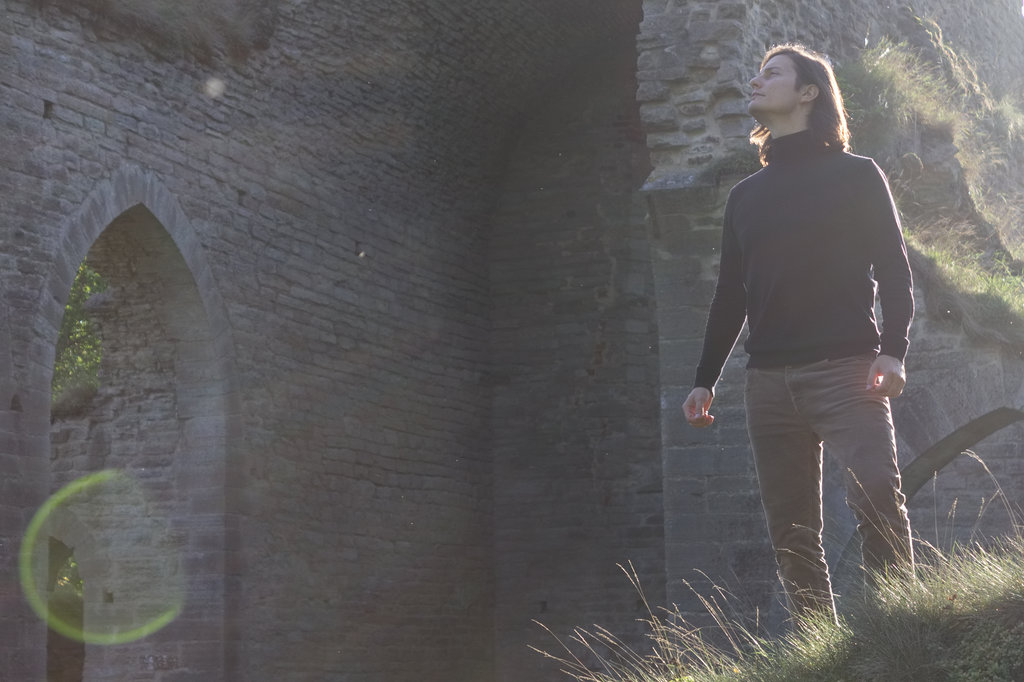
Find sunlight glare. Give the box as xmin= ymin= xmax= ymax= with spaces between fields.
xmin=204 ymin=77 xmax=226 ymax=98
xmin=19 ymin=470 xmax=185 ymax=644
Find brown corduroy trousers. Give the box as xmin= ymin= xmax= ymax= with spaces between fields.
xmin=744 ymin=353 xmax=914 ymax=622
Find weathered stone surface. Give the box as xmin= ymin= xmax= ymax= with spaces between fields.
xmin=641 ymin=103 xmax=682 ymax=132
xmin=713 ymin=96 xmax=749 ymax=117
xmin=1 ymin=1 xmax=652 ymax=681
xmin=3 ymin=0 xmax=1024 ymax=680
xmin=636 ymin=80 xmax=670 ymax=103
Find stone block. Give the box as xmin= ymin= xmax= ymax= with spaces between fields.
xmin=678 ymin=101 xmax=707 ymax=117
xmin=719 ymin=114 xmax=754 ymax=139
xmin=680 ymin=117 xmax=708 ymax=133
xmin=636 ymin=80 xmax=669 ymax=103
xmin=688 ymin=20 xmax=743 ymax=43
xmin=657 ymin=304 xmax=713 ymax=340
xmin=647 ymin=131 xmax=689 ymax=150
xmin=637 ymin=48 xmax=684 ymax=73
xmin=640 ymin=103 xmax=681 ymax=132
xmin=663 ymin=445 xmax=754 ymax=478
xmin=714 ymin=96 xmax=749 ymax=117
xmin=716 ymin=3 xmax=748 ymax=21
xmin=637 ymin=65 xmax=689 ymax=82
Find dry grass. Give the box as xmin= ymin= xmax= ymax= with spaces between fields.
xmin=906 ymin=228 xmax=1024 ymax=348
xmin=838 ymin=39 xmax=961 ymax=158
xmin=537 ymin=537 xmax=1024 ymax=682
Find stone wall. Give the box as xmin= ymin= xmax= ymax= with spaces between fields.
xmin=638 ymin=0 xmax=1024 ymax=186
xmin=47 ymin=204 xmax=228 ymax=679
xmin=1 ymin=0 xmax=651 ymax=680
xmin=647 ymin=174 xmax=794 ymax=625
xmin=638 ymin=0 xmax=1024 ymax=626
xmin=489 ymin=39 xmax=662 ymax=681
xmin=4 ymin=0 xmax=1024 ymax=679
xmin=897 ymin=286 xmax=1024 ymax=546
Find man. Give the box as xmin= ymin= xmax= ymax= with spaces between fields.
xmin=681 ymin=44 xmax=914 ymax=623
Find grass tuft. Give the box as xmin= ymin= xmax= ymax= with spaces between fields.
xmin=905 ymin=228 xmax=1024 ymax=347
xmin=839 ymin=39 xmax=961 ymax=155
xmin=838 ymin=22 xmax=1024 ymax=351
xmin=539 ymin=537 xmax=1024 ymax=682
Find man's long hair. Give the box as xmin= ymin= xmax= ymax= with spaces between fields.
xmin=750 ymin=44 xmax=850 ymax=166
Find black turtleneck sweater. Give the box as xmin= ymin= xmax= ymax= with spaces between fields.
xmin=694 ymin=130 xmax=914 ymax=390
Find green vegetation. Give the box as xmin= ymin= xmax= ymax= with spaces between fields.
xmin=907 ymin=235 xmax=1024 ymax=345
xmin=837 ymin=25 xmax=1024 ymax=348
xmin=838 ymin=39 xmax=961 ymax=155
xmin=53 ymin=554 xmax=83 ymax=599
xmin=539 ymin=539 xmax=1024 ymax=681
xmin=539 ymin=15 xmax=1024 ymax=682
xmin=52 ymin=262 xmax=106 ymax=404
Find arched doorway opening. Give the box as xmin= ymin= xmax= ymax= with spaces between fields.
xmin=47 ymin=202 xmax=230 ymax=679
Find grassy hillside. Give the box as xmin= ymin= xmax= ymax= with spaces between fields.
xmin=838 ymin=16 xmax=1024 ymax=349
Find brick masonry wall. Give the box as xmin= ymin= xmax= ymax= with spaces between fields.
xmin=489 ymin=40 xmax=662 ymax=681
xmin=645 ymin=178 xmax=783 ymax=624
xmin=1 ymin=0 xmax=646 ymax=680
xmin=0 ymin=272 xmax=47 ymax=678
xmin=6 ymin=0 xmax=1023 ymax=678
xmin=48 ymin=205 xmax=227 ymax=680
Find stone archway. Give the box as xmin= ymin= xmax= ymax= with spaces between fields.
xmin=29 ymin=167 xmax=241 ymax=680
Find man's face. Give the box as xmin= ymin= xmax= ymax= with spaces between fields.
xmin=747 ymin=54 xmax=809 ymax=122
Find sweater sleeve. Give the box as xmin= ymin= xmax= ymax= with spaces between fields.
xmin=861 ymin=160 xmax=914 ymax=361
xmin=693 ymin=197 xmax=748 ymax=390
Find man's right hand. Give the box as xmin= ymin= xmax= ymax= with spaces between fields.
xmin=683 ymin=387 xmax=715 ymax=427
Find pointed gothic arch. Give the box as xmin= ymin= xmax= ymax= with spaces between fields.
xmin=31 ymin=167 xmax=242 ymax=679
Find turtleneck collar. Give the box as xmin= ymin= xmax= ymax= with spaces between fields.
xmin=765 ymin=129 xmax=832 ymax=165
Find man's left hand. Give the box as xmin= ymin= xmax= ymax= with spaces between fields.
xmin=867 ymin=354 xmax=906 ymax=398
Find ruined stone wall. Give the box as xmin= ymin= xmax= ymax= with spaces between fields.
xmin=489 ymin=41 xmax=662 ymax=682
xmin=639 ymin=0 xmax=1024 ymax=184
xmin=7 ymin=0 xmax=1023 ymax=678
xmin=646 ymin=177 xmax=782 ymax=623
xmin=639 ymin=0 xmax=1024 ymax=624
xmin=47 ymin=206 xmax=226 ymax=679
xmin=897 ymin=292 xmax=1024 ymax=546
xmin=1 ymin=0 xmax=650 ymax=679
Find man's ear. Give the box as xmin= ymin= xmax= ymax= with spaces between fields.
xmin=800 ymin=84 xmax=820 ymax=102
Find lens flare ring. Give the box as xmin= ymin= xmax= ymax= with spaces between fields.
xmin=19 ymin=469 xmax=184 ymax=644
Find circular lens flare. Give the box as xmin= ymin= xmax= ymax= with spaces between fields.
xmin=20 ymin=470 xmax=185 ymax=644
